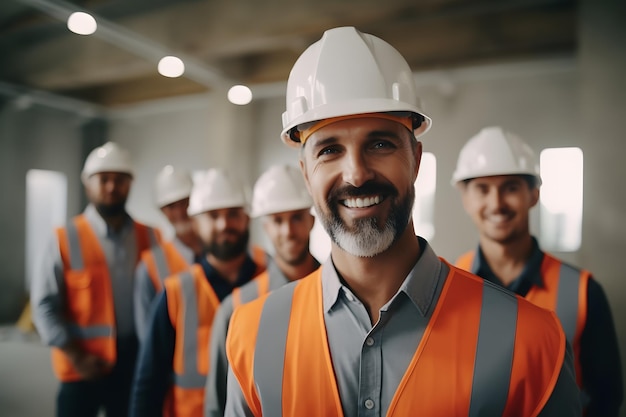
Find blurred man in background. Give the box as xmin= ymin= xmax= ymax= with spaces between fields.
xmin=31 ymin=142 xmax=161 ymax=417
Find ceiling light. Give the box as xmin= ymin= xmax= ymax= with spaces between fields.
xmin=158 ymin=56 xmax=185 ymax=78
xmin=227 ymin=85 xmax=252 ymax=105
xmin=67 ymin=12 xmax=97 ymax=35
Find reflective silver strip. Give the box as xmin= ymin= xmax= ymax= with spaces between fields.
xmin=67 ymin=323 xmax=113 ymax=339
xmin=146 ymin=227 xmax=160 ymax=246
xmin=469 ymin=282 xmax=517 ymax=417
xmin=254 ymin=284 xmax=296 ymax=417
xmin=66 ymin=222 xmax=84 ymax=270
xmin=238 ymin=280 xmax=261 ymax=305
xmin=173 ymin=271 xmax=204 ymax=389
xmin=556 ymin=263 xmax=580 ymax=343
xmin=151 ymin=245 xmax=170 ymax=283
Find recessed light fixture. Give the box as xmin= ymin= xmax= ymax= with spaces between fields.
xmin=227 ymin=85 xmax=252 ymax=105
xmin=158 ymin=56 xmax=185 ymax=78
xmin=67 ymin=12 xmax=97 ymax=35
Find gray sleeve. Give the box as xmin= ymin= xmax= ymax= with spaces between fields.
xmin=536 ymin=340 xmax=582 ymax=417
xmin=133 ymin=261 xmax=157 ymax=344
xmin=223 ymin=366 xmax=255 ymax=417
xmin=30 ymin=235 xmax=70 ymax=347
xmin=205 ymin=297 xmax=234 ymax=417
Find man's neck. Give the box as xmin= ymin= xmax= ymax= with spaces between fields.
xmin=331 ymin=227 xmax=421 ymax=325
xmin=479 ymin=234 xmax=533 ymax=286
xmin=275 ymin=254 xmax=319 ymax=282
xmin=206 ymin=252 xmax=248 ymax=284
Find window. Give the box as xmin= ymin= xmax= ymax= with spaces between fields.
xmin=539 ymin=148 xmax=583 ymax=252
xmin=413 ymin=152 xmax=436 ymax=240
xmin=25 ymin=169 xmax=67 ymax=289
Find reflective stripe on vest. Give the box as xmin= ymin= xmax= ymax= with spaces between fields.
xmin=456 ymin=250 xmax=588 ymax=387
xmin=228 ymin=267 xmax=564 ymax=417
xmin=165 ymin=265 xmax=220 ymax=417
xmin=232 ymin=271 xmax=271 ymax=309
xmin=143 ymin=242 xmax=190 ymax=292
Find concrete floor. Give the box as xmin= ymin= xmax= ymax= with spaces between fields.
xmin=0 ymin=326 xmax=57 ymax=417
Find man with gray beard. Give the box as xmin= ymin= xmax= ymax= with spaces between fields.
xmin=129 ymin=168 xmax=266 ymax=417
xmin=224 ymin=27 xmax=581 ymax=417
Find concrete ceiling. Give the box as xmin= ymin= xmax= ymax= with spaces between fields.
xmin=0 ymin=0 xmax=577 ymax=109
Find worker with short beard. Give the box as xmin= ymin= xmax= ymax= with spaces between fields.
xmin=31 ymin=142 xmax=161 ymax=417
xmin=129 ymin=168 xmax=266 ymax=417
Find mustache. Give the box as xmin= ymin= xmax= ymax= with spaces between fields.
xmin=327 ymin=181 xmax=398 ymax=203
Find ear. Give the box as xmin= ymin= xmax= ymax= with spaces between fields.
xmin=530 ymin=186 xmax=540 ymax=208
xmin=413 ymin=140 xmax=423 ymax=182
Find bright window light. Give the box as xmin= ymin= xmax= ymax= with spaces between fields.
xmin=26 ymin=170 xmax=67 ymax=289
xmin=228 ymin=85 xmax=253 ymax=105
xmin=67 ymin=12 xmax=97 ymax=35
xmin=539 ymin=147 xmax=583 ymax=252
xmin=158 ymin=56 xmax=185 ymax=78
xmin=413 ymin=152 xmax=436 ymax=240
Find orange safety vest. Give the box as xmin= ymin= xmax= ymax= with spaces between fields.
xmin=52 ymin=214 xmax=161 ymax=382
xmin=163 ymin=247 xmax=267 ymax=417
xmin=455 ymin=250 xmax=589 ymax=386
xmin=141 ymin=241 xmax=191 ymax=292
xmin=227 ymin=264 xmax=566 ymax=417
xmin=231 ymin=271 xmax=270 ymax=309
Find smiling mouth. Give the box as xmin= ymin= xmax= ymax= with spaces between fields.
xmin=342 ymin=195 xmax=383 ymax=208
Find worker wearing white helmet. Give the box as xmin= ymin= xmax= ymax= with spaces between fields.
xmin=133 ymin=165 xmax=204 ymax=342
xmin=224 ymin=27 xmax=580 ymax=417
xmin=453 ymin=126 xmax=622 ymax=416
xmin=205 ymin=164 xmax=320 ymax=417
xmin=31 ymin=141 xmax=161 ymax=417
xmin=129 ymin=168 xmax=266 ymax=417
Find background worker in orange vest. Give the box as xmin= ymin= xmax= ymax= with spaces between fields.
xmin=452 ymin=126 xmax=623 ymax=417
xmin=129 ymin=168 xmax=266 ymax=417
xmin=31 ymin=142 xmax=161 ymax=417
xmin=224 ymin=26 xmax=581 ymax=417
xmin=134 ymin=165 xmax=204 ymax=342
xmin=204 ymin=164 xmax=320 ymax=417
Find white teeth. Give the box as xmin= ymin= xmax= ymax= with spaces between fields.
xmin=343 ymin=196 xmax=382 ymax=208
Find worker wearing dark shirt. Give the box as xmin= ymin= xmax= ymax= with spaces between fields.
xmin=453 ymin=126 xmax=623 ymax=416
xmin=128 ymin=168 xmax=266 ymax=417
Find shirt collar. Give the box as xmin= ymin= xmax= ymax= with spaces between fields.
xmin=83 ymin=203 xmax=132 ymax=238
xmin=475 ymin=236 xmax=545 ymax=291
xmin=322 ymin=237 xmax=444 ymax=316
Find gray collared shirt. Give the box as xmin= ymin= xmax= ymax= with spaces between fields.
xmin=225 ymin=238 xmax=581 ymax=417
xmin=31 ymin=204 xmax=144 ymax=347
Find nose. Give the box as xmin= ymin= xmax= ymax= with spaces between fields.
xmin=342 ymin=149 xmax=375 ymax=188
xmin=486 ymin=188 xmax=505 ymax=211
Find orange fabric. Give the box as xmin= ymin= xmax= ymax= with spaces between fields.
xmin=532 ymin=255 xmax=588 ymax=386
xmin=164 ymin=264 xmax=221 ymax=417
xmin=141 ymin=241 xmax=190 ymax=292
xmin=52 ymin=215 xmax=115 ymax=382
xmin=299 ymin=113 xmax=413 ymax=145
xmin=51 ymin=215 xmax=157 ymax=382
xmin=456 ymin=251 xmax=588 ymax=388
xmin=251 ymin=245 xmax=267 ymax=277
xmin=454 ymin=251 xmax=474 ymax=271
xmin=134 ymin=222 xmax=161 ymax=263
xmin=228 ymin=266 xmax=565 ymax=417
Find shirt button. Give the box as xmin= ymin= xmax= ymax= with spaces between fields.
xmin=345 ymin=292 xmax=354 ymax=302
xmin=365 ymin=337 xmax=374 ymax=347
xmin=364 ymin=399 xmax=374 ymax=409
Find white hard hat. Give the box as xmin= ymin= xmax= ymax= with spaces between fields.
xmin=451 ymin=126 xmax=542 ymax=186
xmin=281 ymin=26 xmax=432 ymax=147
xmin=154 ymin=165 xmax=193 ymax=208
xmin=81 ymin=142 xmax=133 ymax=181
xmin=187 ymin=168 xmax=248 ymax=216
xmin=251 ymin=164 xmax=313 ymax=218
